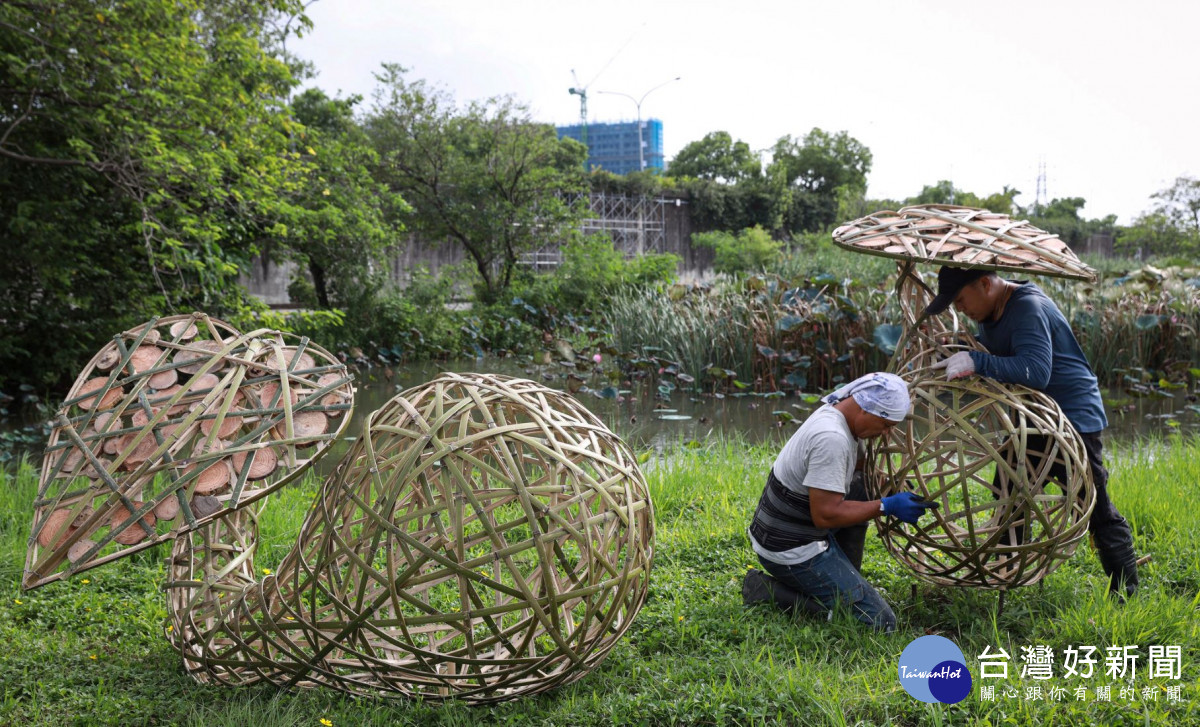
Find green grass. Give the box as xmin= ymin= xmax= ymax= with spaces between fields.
xmin=2 ymin=436 xmax=1199 ymax=726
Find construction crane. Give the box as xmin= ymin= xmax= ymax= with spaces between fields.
xmin=567 ymin=27 xmax=642 ymax=168
xmin=568 ymin=70 xmax=590 ymax=151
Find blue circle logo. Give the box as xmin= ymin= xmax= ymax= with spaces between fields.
xmin=898 ymin=635 xmax=972 ymax=704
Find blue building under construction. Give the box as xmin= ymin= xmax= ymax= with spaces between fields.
xmin=556 ymin=119 xmax=664 ymax=175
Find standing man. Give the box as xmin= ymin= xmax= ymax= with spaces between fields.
xmin=742 ymin=372 xmax=935 ymax=632
xmin=925 ymin=266 xmax=1139 ymax=598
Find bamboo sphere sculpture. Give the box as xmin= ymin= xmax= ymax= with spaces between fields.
xmin=832 ymin=205 xmax=1098 ymax=589
xmin=24 ymin=313 xmax=353 ymax=589
xmin=165 ymin=372 xmax=654 ymax=703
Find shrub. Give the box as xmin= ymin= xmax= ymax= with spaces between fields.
xmin=691 ymin=226 xmax=782 ymax=275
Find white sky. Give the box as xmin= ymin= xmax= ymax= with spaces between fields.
xmin=290 ymin=0 xmax=1200 ymax=224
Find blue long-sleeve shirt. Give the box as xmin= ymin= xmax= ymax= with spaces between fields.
xmin=967 ymin=282 xmax=1108 ymax=434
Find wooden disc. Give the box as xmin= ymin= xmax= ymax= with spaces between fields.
xmin=67 ymin=539 xmax=96 ymax=563
xmin=169 ymin=320 xmax=199 ymax=340
xmin=77 ymin=378 xmax=122 ymax=411
xmin=275 ymin=411 xmax=327 ymax=442
xmin=93 ymin=412 xmax=115 ymax=432
xmin=200 ymin=410 xmax=243 ymax=439
xmin=318 ymin=373 xmax=349 ymax=412
xmin=191 ymin=495 xmax=222 ymax=519
xmin=80 ymin=457 xmax=112 ymax=479
xmin=36 ymin=508 xmax=76 ymax=547
xmin=189 ymin=460 xmax=231 ymax=495
xmin=102 ymin=434 xmax=123 ymax=456
xmin=118 ymin=434 xmax=158 ymax=469
xmin=95 ymin=346 xmax=121 ymax=371
xmin=110 ymin=501 xmax=157 ymax=545
xmin=128 ymin=346 xmax=164 ymax=374
xmin=232 ymin=447 xmax=278 ymax=480
xmin=70 ymin=505 xmax=95 ymax=528
xmin=131 ymin=408 xmax=152 ymax=428
xmin=175 ymin=340 xmax=223 ymax=375
xmin=258 ymin=381 xmax=298 ymax=409
xmin=149 ymin=368 xmax=179 ymax=390
xmin=153 ymin=496 xmax=181 ymax=521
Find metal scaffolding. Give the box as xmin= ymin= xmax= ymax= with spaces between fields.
xmin=518 ymin=192 xmax=673 ymax=270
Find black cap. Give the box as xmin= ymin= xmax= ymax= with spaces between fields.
xmin=923 ymin=267 xmax=990 ymax=316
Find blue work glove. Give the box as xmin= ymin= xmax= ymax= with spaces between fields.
xmin=881 ymin=491 xmax=938 ymax=524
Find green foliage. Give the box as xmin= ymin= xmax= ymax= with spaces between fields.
xmin=692 ymin=226 xmax=783 ymax=274
xmin=908 ymin=180 xmax=1023 ymax=215
xmin=0 ymin=0 xmax=311 ymax=393
xmin=553 ymin=235 xmax=679 ymax=310
xmin=281 ymin=88 xmax=408 ymax=309
xmin=366 ymin=65 xmax=587 ymax=304
xmin=770 ymin=128 xmax=873 ymax=234
xmin=668 ymin=131 xmax=761 ymax=182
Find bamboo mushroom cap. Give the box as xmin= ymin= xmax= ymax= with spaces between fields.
xmin=76 ymin=378 xmax=123 ymax=411
xmin=231 ymin=447 xmax=278 ymax=480
xmin=110 ymin=502 xmax=156 ymax=545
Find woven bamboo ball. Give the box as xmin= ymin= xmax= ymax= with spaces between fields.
xmin=25 ymin=313 xmax=353 ymax=589
xmin=869 ymin=376 xmax=1095 ymax=589
xmin=167 ymin=372 xmax=654 ymax=703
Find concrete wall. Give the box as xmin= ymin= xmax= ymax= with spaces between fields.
xmin=240 ymin=192 xmax=714 ymax=305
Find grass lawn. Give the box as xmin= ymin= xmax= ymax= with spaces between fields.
xmin=2 ymin=436 xmax=1198 ymax=726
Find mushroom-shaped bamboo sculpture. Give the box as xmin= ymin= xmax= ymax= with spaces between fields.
xmin=832 ymin=205 xmax=1097 ymax=589
xmin=26 ymin=336 xmax=653 ymax=703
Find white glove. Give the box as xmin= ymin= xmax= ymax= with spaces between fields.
xmin=930 ymin=351 xmax=976 ymax=380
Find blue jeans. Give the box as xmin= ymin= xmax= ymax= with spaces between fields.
xmin=759 ymin=535 xmax=897 ymax=632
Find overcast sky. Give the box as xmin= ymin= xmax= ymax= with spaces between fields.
xmin=290 ymin=0 xmax=1200 ymax=224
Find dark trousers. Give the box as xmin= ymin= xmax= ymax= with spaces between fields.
xmin=997 ymin=430 xmax=1138 ymax=594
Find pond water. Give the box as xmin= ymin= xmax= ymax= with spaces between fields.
xmin=311 ymin=357 xmax=1199 ymax=477
xmin=4 ymin=357 xmax=1196 ymax=474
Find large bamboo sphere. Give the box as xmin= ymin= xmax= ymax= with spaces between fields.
xmin=871 ymin=376 xmax=1094 ymax=589
xmin=169 ymin=372 xmax=654 ymax=703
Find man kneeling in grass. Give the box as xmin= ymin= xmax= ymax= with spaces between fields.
xmin=743 ymin=372 xmax=935 ymax=632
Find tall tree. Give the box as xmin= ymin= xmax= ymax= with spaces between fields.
xmin=668 ymin=131 xmax=761 ymax=182
xmin=0 ymin=0 xmax=310 ymax=390
xmin=366 ymin=65 xmax=587 ymax=303
xmin=284 ymin=88 xmax=407 ymax=310
xmin=768 ymin=128 xmax=872 ymax=233
xmin=1151 ymin=175 xmax=1200 ymax=237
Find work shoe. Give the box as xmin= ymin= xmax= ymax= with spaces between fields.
xmin=742 ymin=569 xmax=826 ymax=615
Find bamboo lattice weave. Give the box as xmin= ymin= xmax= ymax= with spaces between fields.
xmin=165 ymin=372 xmax=654 ymax=702
xmin=25 ymin=313 xmax=353 ymax=589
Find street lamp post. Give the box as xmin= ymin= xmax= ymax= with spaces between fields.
xmin=597 ymin=76 xmax=681 ymax=172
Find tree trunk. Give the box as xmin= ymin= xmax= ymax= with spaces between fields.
xmin=310 ymin=261 xmax=331 ymax=309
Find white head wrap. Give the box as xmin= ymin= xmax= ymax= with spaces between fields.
xmin=821 ymin=372 xmax=910 ymax=423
